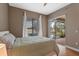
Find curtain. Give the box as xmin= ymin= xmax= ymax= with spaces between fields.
xmin=23 ymin=11 xmax=28 ymax=37
xmin=38 ymin=15 xmax=43 ymax=36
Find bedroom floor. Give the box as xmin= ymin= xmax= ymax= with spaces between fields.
xmin=57 ymin=38 xmax=79 ymax=56
xmin=47 ymin=44 xmax=79 ymax=56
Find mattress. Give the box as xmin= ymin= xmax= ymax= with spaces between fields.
xmin=13 ymin=36 xmax=52 ymax=48
xmin=7 ymin=36 xmax=59 ymax=56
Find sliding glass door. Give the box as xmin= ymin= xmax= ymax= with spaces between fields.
xmin=48 ymin=18 xmax=65 ymax=39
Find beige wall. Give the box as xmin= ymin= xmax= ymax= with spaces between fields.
xmin=8 ymin=6 xmax=48 ymax=37
xmin=42 ymin=15 xmax=48 ymax=37
xmin=0 ymin=3 xmax=8 ymax=31
xmin=8 ymin=6 xmax=24 ymax=37
xmin=48 ymin=3 xmax=79 ymax=50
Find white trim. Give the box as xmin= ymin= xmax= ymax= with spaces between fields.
xmin=66 ymin=45 xmax=79 ymax=52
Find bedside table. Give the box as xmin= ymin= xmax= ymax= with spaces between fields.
xmin=0 ymin=43 xmax=7 ymax=56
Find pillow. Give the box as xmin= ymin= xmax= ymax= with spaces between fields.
xmin=0 ymin=36 xmax=4 ymax=43
xmin=0 ymin=31 xmax=9 ymax=36
xmin=1 ymin=33 xmax=16 ymax=49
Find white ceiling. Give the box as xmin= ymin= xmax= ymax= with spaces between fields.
xmin=9 ymin=3 xmax=70 ymax=15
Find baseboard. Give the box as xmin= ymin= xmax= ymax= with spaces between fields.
xmin=66 ymin=45 xmax=79 ymax=52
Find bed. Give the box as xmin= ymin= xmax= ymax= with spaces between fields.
xmin=0 ymin=32 xmax=59 ymax=56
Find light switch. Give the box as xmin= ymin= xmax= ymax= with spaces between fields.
xmin=75 ymin=30 xmax=78 ymax=33
xmin=75 ymin=42 xmax=78 ymax=46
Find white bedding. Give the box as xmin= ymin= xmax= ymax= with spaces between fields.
xmin=13 ymin=36 xmax=52 ymax=47
xmin=8 ymin=36 xmax=59 ymax=56
xmin=7 ymin=36 xmax=59 ymax=56
xmin=0 ymin=32 xmax=59 ymax=55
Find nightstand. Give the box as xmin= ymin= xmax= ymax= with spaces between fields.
xmin=0 ymin=43 xmax=7 ymax=56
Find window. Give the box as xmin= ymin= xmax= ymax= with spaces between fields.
xmin=26 ymin=17 xmax=39 ymax=36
